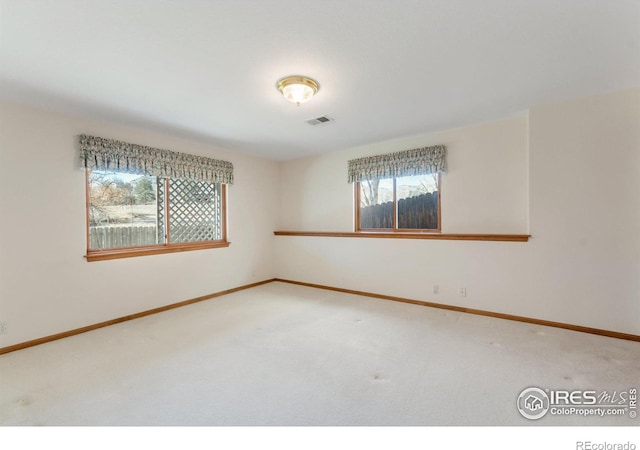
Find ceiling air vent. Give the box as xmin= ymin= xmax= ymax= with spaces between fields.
xmin=305 ymin=115 xmax=334 ymax=126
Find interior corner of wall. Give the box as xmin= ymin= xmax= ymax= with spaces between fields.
xmin=525 ymin=108 xmax=531 ymax=235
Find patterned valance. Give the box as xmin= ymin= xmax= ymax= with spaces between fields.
xmin=79 ymin=134 xmax=233 ymax=184
xmin=347 ymin=145 xmax=446 ymax=183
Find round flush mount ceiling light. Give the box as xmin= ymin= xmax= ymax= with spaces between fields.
xmin=276 ymin=75 xmax=319 ymax=106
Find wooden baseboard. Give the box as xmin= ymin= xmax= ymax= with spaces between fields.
xmin=0 ymin=279 xmax=276 ymax=355
xmin=273 ymin=278 xmax=640 ymax=343
xmin=4 ymin=276 xmax=638 ymax=355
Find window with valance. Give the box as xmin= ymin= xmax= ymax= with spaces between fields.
xmin=348 ymin=145 xmax=446 ymax=232
xmin=79 ymin=134 xmax=233 ymax=260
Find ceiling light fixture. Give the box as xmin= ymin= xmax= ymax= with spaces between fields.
xmin=277 ymin=75 xmax=319 ymax=106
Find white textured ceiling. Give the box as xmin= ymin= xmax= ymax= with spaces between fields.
xmin=1 ymin=0 xmax=639 ymax=160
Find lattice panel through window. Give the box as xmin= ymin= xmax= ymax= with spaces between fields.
xmin=167 ymin=179 xmax=222 ymax=243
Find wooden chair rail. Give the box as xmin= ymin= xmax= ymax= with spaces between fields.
xmin=274 ymin=231 xmax=530 ymax=242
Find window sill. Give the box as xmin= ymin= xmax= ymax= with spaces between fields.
xmin=273 ymin=231 xmax=529 ymax=242
xmin=86 ymin=241 xmax=230 ymax=262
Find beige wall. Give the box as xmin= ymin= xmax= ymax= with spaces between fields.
xmin=1 ymin=87 xmax=638 ymax=348
xmin=278 ymin=115 xmax=529 ymax=233
xmin=0 ymin=103 xmax=279 ymax=347
xmin=275 ymin=88 xmax=640 ymax=335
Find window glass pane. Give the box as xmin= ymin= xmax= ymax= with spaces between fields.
xmin=359 ymin=178 xmax=393 ymax=229
xmin=168 ymin=179 xmax=222 ymax=243
xmin=88 ymin=170 xmax=162 ymax=249
xmin=396 ymin=174 xmax=439 ymax=230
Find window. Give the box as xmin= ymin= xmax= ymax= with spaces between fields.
xmin=87 ymin=170 xmax=226 ymax=255
xmin=356 ymin=173 xmax=440 ymax=231
xmin=80 ymin=134 xmax=233 ymax=261
xmin=348 ymin=145 xmax=446 ymax=233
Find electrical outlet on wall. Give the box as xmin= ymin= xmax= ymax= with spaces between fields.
xmin=459 ymin=288 xmax=467 ymax=297
xmin=433 ymin=285 xmax=439 ymax=294
xmin=0 ymin=321 xmax=8 ymax=335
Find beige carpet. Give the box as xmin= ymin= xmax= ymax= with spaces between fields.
xmin=1 ymin=281 xmax=639 ymax=426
